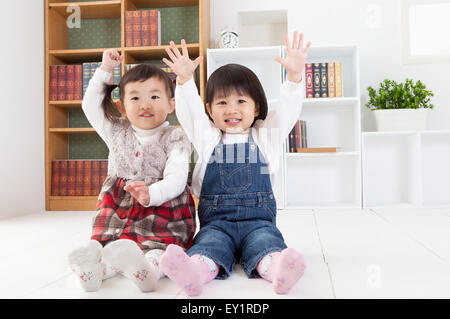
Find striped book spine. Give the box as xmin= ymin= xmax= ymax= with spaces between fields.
xmin=49 ymin=65 xmax=58 ymax=101
xmin=66 ymin=65 xmax=75 ymax=101
xmin=82 ymin=62 xmax=91 ymax=97
xmin=74 ymin=64 xmax=83 ymax=100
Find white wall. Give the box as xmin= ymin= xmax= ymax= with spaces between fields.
xmin=210 ymin=0 xmax=450 ymax=131
xmin=0 ymin=0 xmax=45 ymax=218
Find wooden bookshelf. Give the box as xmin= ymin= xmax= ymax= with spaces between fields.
xmin=45 ymin=0 xmax=209 ymax=210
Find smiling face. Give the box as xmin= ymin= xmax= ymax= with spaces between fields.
xmin=122 ymin=77 xmax=175 ymax=130
xmin=206 ymin=90 xmax=259 ymax=134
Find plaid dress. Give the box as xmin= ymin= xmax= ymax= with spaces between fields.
xmin=91 ymin=176 xmax=196 ymax=251
xmin=90 ymin=120 xmax=195 ymax=252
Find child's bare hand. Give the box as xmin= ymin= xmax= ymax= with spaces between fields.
xmin=101 ymin=49 xmax=124 ymax=74
xmin=275 ymin=31 xmax=311 ymax=83
xmin=163 ymin=39 xmax=203 ymax=85
xmin=124 ymin=181 xmax=150 ymax=206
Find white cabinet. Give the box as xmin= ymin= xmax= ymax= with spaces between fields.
xmin=363 ymin=131 xmax=450 ymax=208
xmin=207 ymin=45 xmax=362 ymax=209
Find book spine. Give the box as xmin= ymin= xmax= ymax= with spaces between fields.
xmin=288 ymin=127 xmax=296 ymax=153
xmin=67 ymin=160 xmax=76 ymax=196
xmin=50 ymin=65 xmax=58 ymax=101
xmin=132 ymin=10 xmax=142 ymax=47
xmin=141 ymin=10 xmax=151 ymax=46
xmin=150 ymin=10 xmax=159 ymax=46
xmin=125 ymin=11 xmax=134 ymax=47
xmin=90 ymin=62 xmax=98 ymax=82
xmin=320 ymin=62 xmax=328 ymax=98
xmin=75 ymin=160 xmax=83 ymax=196
xmin=302 ymin=121 xmax=307 ymax=148
xmin=327 ymin=62 xmax=335 ymax=98
xmin=57 ymin=65 xmax=67 ymax=101
xmin=66 ymin=64 xmax=75 ymax=101
xmin=312 ymin=63 xmax=321 ymax=98
xmin=82 ymin=62 xmax=91 ymax=97
xmin=305 ymin=63 xmax=313 ymax=98
xmin=112 ymin=65 xmax=121 ymax=100
xmin=100 ymin=160 xmax=108 ymax=192
xmin=335 ymin=62 xmax=343 ymax=97
xmin=74 ymin=64 xmax=83 ymax=100
xmin=60 ymin=160 xmax=68 ymax=196
xmin=91 ymin=160 xmax=100 ymax=195
xmin=83 ymin=160 xmax=92 ymax=196
xmin=51 ymin=160 xmax=60 ymax=196
xmin=294 ymin=121 xmax=301 ymax=150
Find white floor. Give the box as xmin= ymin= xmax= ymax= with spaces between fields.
xmin=1 ymin=207 xmax=449 ymax=299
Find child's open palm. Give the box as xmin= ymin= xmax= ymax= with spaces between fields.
xmin=275 ymin=31 xmax=311 ymax=83
xmin=163 ymin=39 xmax=203 ymax=85
xmin=124 ymin=181 xmax=150 ymax=206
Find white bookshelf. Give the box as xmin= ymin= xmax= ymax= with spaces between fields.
xmin=363 ymin=130 xmax=450 ymax=208
xmin=207 ymin=45 xmax=362 ymax=209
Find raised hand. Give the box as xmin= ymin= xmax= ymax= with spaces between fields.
xmin=275 ymin=31 xmax=311 ymax=83
xmin=124 ymin=181 xmax=150 ymax=206
xmin=101 ymin=49 xmax=123 ymax=74
xmin=163 ymin=39 xmax=203 ymax=85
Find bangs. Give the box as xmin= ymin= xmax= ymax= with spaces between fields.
xmin=205 ymin=63 xmax=268 ymax=124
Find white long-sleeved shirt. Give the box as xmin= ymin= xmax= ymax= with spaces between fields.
xmin=82 ymin=67 xmax=190 ymax=207
xmin=175 ymin=77 xmax=305 ymax=198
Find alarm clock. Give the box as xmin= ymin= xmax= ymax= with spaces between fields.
xmin=219 ymin=29 xmax=239 ymax=48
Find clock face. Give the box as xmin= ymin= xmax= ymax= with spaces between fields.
xmin=220 ymin=31 xmax=239 ymax=48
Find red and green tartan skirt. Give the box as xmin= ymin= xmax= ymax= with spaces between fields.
xmin=91 ymin=176 xmax=196 ymax=252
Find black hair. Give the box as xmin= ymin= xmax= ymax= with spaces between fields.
xmin=205 ymin=63 xmax=268 ymax=126
xmin=101 ymin=64 xmax=175 ymax=123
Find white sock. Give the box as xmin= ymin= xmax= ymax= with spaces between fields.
xmin=144 ymin=249 xmax=165 ymax=280
xmin=102 ymin=239 xmax=158 ymax=292
xmin=68 ymin=240 xmax=103 ymax=292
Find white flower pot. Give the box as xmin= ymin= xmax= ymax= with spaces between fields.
xmin=372 ymin=108 xmax=431 ymax=132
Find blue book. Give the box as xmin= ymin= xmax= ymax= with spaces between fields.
xmin=82 ymin=62 xmax=91 ymax=97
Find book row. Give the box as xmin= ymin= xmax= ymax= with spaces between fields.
xmin=125 ymin=10 xmax=161 ymax=48
xmin=305 ymin=62 xmax=343 ymax=98
xmin=49 ymin=62 xmax=120 ymax=101
xmin=286 ymin=120 xmax=341 ymax=153
xmin=287 ymin=120 xmax=308 ymax=152
xmin=50 ymin=63 xmax=177 ymax=101
xmin=51 ymin=160 xmax=108 ymax=196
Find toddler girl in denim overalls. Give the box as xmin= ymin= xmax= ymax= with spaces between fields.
xmin=160 ymin=33 xmax=311 ymax=295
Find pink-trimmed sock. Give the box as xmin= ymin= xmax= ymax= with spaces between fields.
xmin=257 ymin=248 xmax=306 ymax=294
xmin=159 ymin=244 xmax=219 ymax=296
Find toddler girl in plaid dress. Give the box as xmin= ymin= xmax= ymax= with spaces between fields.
xmin=68 ymin=49 xmax=196 ymax=292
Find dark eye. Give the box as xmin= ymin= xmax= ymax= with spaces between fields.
xmin=216 ymin=100 xmax=226 ymax=105
xmin=131 ymin=97 xmax=139 ymax=101
xmin=151 ymin=95 xmax=160 ymax=99
xmin=238 ymin=99 xmax=246 ymax=103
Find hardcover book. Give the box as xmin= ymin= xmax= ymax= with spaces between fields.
xmin=312 ymin=63 xmax=321 ymax=98
xmin=327 ymin=62 xmax=335 ymax=98
xmin=305 ymin=63 xmax=313 ymax=98
xmin=320 ymin=62 xmax=328 ymax=98
xmin=335 ymin=62 xmax=343 ymax=97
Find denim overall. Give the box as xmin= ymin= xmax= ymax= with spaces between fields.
xmin=187 ymin=131 xmax=287 ymax=279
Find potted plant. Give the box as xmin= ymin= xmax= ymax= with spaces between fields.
xmin=365 ymin=78 xmax=434 ymax=131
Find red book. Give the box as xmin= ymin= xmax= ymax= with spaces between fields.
xmin=75 ymin=160 xmax=84 ymax=196
xmin=132 ymin=11 xmax=142 ymax=47
xmin=83 ymin=160 xmax=92 ymax=196
xmin=91 ymin=160 xmax=100 ymax=196
xmin=60 ymin=160 xmax=68 ymax=196
xmin=100 ymin=160 xmax=108 ymax=191
xmin=74 ymin=64 xmax=83 ymax=100
xmin=67 ymin=160 xmax=76 ymax=196
xmin=125 ymin=11 xmax=134 ymax=47
xmin=149 ymin=10 xmax=159 ymax=46
xmin=66 ymin=65 xmax=75 ymax=101
xmin=305 ymin=63 xmax=313 ymax=98
xmin=57 ymin=65 xmax=66 ymax=101
xmin=51 ymin=160 xmax=60 ymax=196
xmin=49 ymin=65 xmax=58 ymax=101
xmin=141 ymin=10 xmax=151 ymax=46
